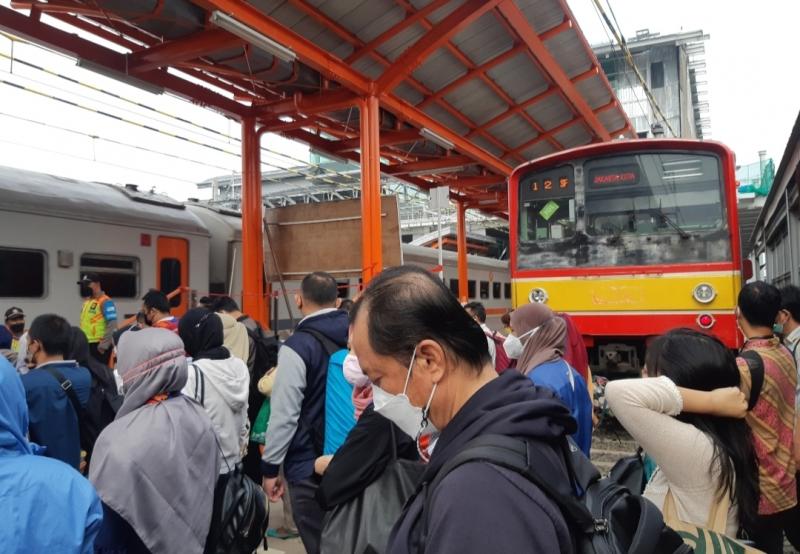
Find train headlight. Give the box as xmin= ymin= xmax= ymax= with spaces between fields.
xmin=529 ymin=288 xmax=548 ymax=304
xmin=693 ymin=283 xmax=716 ymax=304
xmin=697 ymin=313 xmax=716 ymax=329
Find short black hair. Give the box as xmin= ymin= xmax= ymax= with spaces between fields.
xmin=28 ymin=314 xmax=72 ymax=356
xmin=738 ymin=281 xmax=781 ymax=329
xmin=339 ymin=298 xmax=355 ymax=313
xmin=351 ymin=266 xmax=490 ymax=372
xmin=301 ymin=272 xmax=338 ymax=306
xmin=464 ymin=301 xmax=487 ymax=323
xmin=142 ymin=289 xmax=171 ymax=313
xmin=198 ymin=296 xmax=214 ymax=309
xmin=780 ymin=285 xmax=800 ymax=323
xmin=213 ymin=295 xmax=240 ymax=313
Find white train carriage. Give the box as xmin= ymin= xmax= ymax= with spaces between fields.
xmin=1 ymin=166 xmax=510 ymax=332
xmin=0 ymin=166 xmax=209 ymax=325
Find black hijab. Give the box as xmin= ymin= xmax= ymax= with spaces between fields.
xmin=178 ymin=308 xmax=229 ymax=361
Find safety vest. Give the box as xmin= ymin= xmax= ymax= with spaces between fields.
xmin=80 ymin=294 xmax=112 ymax=343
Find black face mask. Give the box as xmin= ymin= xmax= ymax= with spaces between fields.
xmin=80 ymin=285 xmax=92 ymax=297
xmin=8 ymin=323 xmax=24 ymax=335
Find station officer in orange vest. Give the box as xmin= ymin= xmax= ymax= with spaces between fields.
xmin=78 ymin=272 xmax=117 ymax=367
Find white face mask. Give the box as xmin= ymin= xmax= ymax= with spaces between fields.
xmin=502 ymin=327 xmax=538 ymax=360
xmin=373 ymin=347 xmax=438 ymax=443
xmin=343 ymin=352 xmax=370 ymax=388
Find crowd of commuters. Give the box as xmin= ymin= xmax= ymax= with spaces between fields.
xmin=4 ymin=269 xmax=800 ymax=554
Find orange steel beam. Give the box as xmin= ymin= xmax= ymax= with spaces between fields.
xmin=204 ymin=0 xmax=371 ymax=93
xmin=497 ymin=2 xmax=610 ymax=142
xmin=416 ymin=44 xmax=527 ymax=109
xmin=456 ymin=201 xmax=468 ymax=303
xmin=451 ymin=175 xmax=507 ymax=189
xmin=345 ymin=0 xmax=449 ymax=64
xmin=241 ymin=117 xmax=267 ymax=326
xmin=509 ymin=116 xmax=583 ymax=157
xmin=387 ymin=155 xmax=473 ymax=176
xmin=465 ymin=86 xmax=557 ymax=140
xmin=360 ymin=96 xmax=382 ymax=284
xmin=10 ymin=0 xmax=128 ymax=20
xmin=0 ymin=5 xmax=249 ymax=118
xmin=375 ymin=0 xmax=502 ymax=94
xmin=332 ymin=128 xmax=420 ymax=152
xmin=260 ymin=89 xmax=358 ymax=116
xmin=128 ymin=29 xmax=241 ymax=73
xmin=202 ymin=0 xmax=511 ymax=177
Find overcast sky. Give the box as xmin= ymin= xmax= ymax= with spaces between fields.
xmin=567 ymin=0 xmax=800 ymax=169
xmin=1 ymin=0 xmax=798 ymax=199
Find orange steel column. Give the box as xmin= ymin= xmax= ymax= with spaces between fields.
xmin=241 ymin=116 xmax=266 ymax=324
xmin=457 ymin=201 xmax=468 ymax=303
xmin=360 ymin=95 xmax=382 ymax=284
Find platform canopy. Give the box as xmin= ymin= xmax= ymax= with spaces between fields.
xmin=1 ymin=0 xmax=633 ymax=217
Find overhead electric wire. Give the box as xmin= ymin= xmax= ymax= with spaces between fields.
xmin=0 ymin=43 xmax=367 ymax=187
xmin=590 ymin=0 xmax=677 ymax=137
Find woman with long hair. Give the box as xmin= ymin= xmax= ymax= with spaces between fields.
xmin=606 ymin=328 xmax=759 ymax=537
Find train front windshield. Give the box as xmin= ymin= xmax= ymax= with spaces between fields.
xmin=517 ymin=152 xmax=731 ymax=269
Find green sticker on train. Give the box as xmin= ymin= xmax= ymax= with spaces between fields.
xmin=539 ymin=200 xmax=559 ymax=221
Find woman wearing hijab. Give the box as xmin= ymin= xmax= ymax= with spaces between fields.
xmin=179 ymin=309 xmax=250 ymax=473
xmin=0 ymin=356 xmax=102 ymax=553
xmin=506 ymin=303 xmax=593 ymax=455
xmin=89 ymin=328 xmax=219 ymax=554
xmin=179 ymin=308 xmax=250 ymax=551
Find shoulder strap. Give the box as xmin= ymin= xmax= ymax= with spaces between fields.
xmin=423 ymin=435 xmax=595 ymax=535
xmin=42 ymin=366 xmax=84 ymax=423
xmin=741 ymin=351 xmax=764 ymax=411
xmin=191 ymin=363 xmax=205 ymax=406
xmin=299 ymin=328 xmax=344 ymax=357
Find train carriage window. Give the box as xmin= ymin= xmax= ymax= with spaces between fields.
xmin=467 ymin=280 xmax=476 ymax=299
xmin=504 ymin=283 xmax=511 ymax=299
xmin=0 ymin=248 xmax=46 ymax=297
xmin=449 ymin=279 xmax=459 ymax=297
xmin=160 ymin=259 xmax=181 ymax=307
xmin=480 ymin=281 xmax=490 ymax=299
xmin=80 ymin=254 xmax=138 ymax=298
xmin=493 ymin=282 xmax=501 ymax=299
xmin=337 ymin=280 xmax=350 ymax=299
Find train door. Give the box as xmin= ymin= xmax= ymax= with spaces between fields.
xmin=156 ymin=236 xmax=189 ymax=316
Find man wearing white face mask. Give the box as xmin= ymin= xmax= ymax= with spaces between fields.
xmin=350 ymin=266 xmax=577 ymax=554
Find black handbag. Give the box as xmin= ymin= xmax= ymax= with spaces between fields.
xmin=320 ymin=427 xmax=425 ymax=554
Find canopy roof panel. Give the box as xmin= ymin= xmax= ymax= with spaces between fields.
xmin=1 ymin=0 xmax=634 ymax=216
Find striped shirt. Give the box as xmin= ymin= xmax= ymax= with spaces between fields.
xmin=737 ymin=337 xmax=798 ymax=515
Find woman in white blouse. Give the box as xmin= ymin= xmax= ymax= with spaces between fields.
xmin=606 ymin=328 xmax=759 ymax=538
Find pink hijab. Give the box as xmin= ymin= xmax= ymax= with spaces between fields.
xmin=510 ymin=303 xmax=567 ymax=375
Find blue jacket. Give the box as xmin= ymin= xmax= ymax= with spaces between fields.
xmin=261 ymin=309 xmax=349 ymax=483
xmin=0 ymin=357 xmax=102 ymax=553
xmin=528 ymin=358 xmax=593 ymax=456
xmin=22 ymin=361 xmax=91 ymax=469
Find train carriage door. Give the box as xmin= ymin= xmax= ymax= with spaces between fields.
xmin=157 ymin=236 xmax=189 ymax=316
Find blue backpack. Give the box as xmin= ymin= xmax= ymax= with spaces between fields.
xmin=302 ymin=328 xmax=356 ymax=455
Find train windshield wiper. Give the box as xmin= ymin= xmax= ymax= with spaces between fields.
xmin=656 ymin=208 xmax=689 ymax=239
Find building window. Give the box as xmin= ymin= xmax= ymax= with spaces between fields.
xmin=0 ymin=248 xmax=46 ymax=297
xmin=449 ymin=279 xmax=459 ymax=296
xmin=467 ymin=280 xmax=476 ymax=299
xmin=504 ymin=283 xmax=512 ymax=299
xmin=159 ymin=258 xmax=181 ymax=306
xmin=650 ymin=61 xmax=664 ymax=89
xmin=81 ymin=254 xmax=138 ymax=298
xmin=493 ymin=282 xmax=502 ymax=299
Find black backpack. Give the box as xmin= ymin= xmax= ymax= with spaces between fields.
xmin=240 ymin=319 xmax=279 ymax=423
xmin=421 ymin=434 xmax=690 ymax=554
xmin=43 ymin=362 xmax=121 ymax=461
xmin=191 ymin=364 xmax=268 ymax=554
